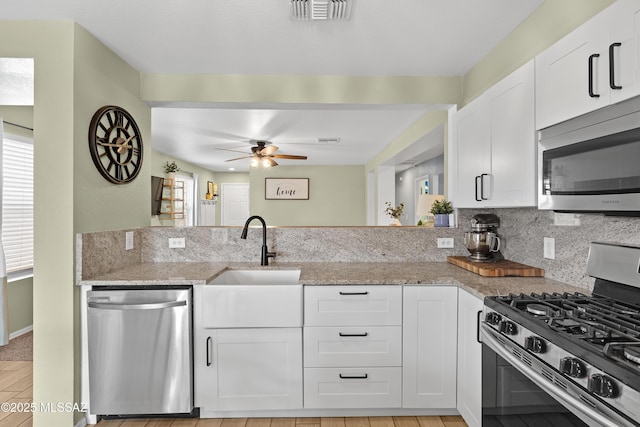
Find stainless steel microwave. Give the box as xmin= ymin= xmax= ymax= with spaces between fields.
xmin=538 ymin=96 xmax=640 ymax=215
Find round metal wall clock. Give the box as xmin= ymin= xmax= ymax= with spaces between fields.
xmin=88 ymin=105 xmax=143 ymax=184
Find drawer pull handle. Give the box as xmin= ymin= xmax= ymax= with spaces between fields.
xmin=339 ymin=291 xmax=369 ymax=296
xmin=339 ymin=332 xmax=369 ymax=337
xmin=339 ymin=373 xmax=368 ymax=380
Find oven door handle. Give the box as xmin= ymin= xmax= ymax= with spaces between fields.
xmin=480 ymin=324 xmax=634 ymax=427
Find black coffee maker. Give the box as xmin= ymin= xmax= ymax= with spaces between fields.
xmin=464 ymin=214 xmax=504 ymax=262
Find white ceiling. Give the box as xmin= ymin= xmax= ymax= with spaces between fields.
xmin=3 ymin=0 xmax=544 ymax=171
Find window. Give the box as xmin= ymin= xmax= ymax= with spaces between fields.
xmin=2 ymin=134 xmax=33 ymax=279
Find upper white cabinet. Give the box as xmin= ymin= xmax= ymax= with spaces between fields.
xmin=536 ymin=0 xmax=640 ymax=129
xmin=454 ymin=60 xmax=536 ymax=208
xmin=402 ymin=286 xmax=458 ymax=409
xmin=456 ymin=289 xmax=484 ymax=427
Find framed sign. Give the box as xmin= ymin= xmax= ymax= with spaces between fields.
xmin=265 ymin=178 xmax=309 ymax=200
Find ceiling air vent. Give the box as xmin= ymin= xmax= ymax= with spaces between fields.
xmin=291 ymin=0 xmax=353 ymax=21
xmin=317 ymin=137 xmax=341 ymax=144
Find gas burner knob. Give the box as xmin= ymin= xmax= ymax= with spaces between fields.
xmin=588 ymin=374 xmax=619 ymax=398
xmin=524 ymin=336 xmax=547 ymax=353
xmin=559 ymin=357 xmax=586 ymax=378
xmin=485 ymin=312 xmax=502 ymax=325
xmin=498 ymin=320 xmax=518 ymax=335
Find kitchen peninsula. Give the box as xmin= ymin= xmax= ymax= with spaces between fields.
xmin=78 ymin=226 xmax=586 ymax=426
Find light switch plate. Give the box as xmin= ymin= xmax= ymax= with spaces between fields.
xmin=168 ymin=237 xmax=186 ymax=249
xmin=543 ymin=237 xmax=555 ymax=259
xmin=125 ymin=231 xmax=134 ymax=250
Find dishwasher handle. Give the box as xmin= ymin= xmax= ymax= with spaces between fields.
xmin=88 ymin=300 xmax=187 ymax=310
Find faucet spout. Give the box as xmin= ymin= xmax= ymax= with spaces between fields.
xmin=240 ymin=215 xmax=276 ymax=266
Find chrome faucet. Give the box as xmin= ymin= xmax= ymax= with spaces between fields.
xmin=240 ymin=215 xmax=276 ymax=266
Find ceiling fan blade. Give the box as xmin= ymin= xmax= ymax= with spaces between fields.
xmin=225 ymin=155 xmax=254 ymax=162
xmin=267 ymin=158 xmax=278 ymax=167
xmin=261 ymin=145 xmax=279 ymax=155
xmin=272 ymin=154 xmax=308 ymax=160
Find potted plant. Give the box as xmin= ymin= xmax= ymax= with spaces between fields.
xmin=163 ymin=161 xmax=180 ymax=183
xmin=430 ymin=199 xmax=453 ymax=227
xmin=384 ymin=202 xmax=404 ymax=226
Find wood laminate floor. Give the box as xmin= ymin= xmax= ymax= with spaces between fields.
xmin=0 ymin=361 xmax=33 ymax=427
xmin=0 ymin=362 xmax=468 ymax=427
xmin=93 ymin=417 xmax=467 ymax=427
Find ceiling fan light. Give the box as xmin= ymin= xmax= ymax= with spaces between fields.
xmin=250 ymin=157 xmax=259 ymax=168
xmin=262 ymin=158 xmax=272 ymax=168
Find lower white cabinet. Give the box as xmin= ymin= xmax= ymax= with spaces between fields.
xmin=303 ymin=285 xmax=403 ymax=409
xmin=304 ymin=367 xmax=402 ymax=409
xmin=195 ymin=327 xmax=303 ymax=411
xmin=402 ymin=286 xmax=458 ymax=409
xmin=457 ymin=289 xmax=483 ymax=427
xmin=303 ymin=326 xmax=402 ymax=367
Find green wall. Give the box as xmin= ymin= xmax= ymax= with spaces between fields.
xmin=249 ymin=165 xmax=366 ymax=226
xmin=8 ymin=278 xmax=32 ymax=334
xmin=462 ymin=0 xmax=615 ymax=105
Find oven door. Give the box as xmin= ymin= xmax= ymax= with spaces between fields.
xmin=481 ymin=323 xmax=635 ymax=427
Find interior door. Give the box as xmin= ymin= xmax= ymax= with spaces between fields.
xmin=221 ymin=183 xmax=249 ymax=226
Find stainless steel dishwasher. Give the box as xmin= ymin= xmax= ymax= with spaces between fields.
xmin=87 ymin=287 xmax=193 ymax=416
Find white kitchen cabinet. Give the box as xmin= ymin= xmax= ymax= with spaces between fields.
xmin=609 ymin=0 xmax=640 ymax=104
xmin=194 ymin=285 xmax=303 ymax=412
xmin=195 ymin=327 xmax=303 ymax=411
xmin=456 ymin=289 xmax=484 ymax=427
xmin=402 ymin=286 xmax=458 ymax=409
xmin=303 ymin=285 xmax=402 ymax=409
xmin=454 ymin=60 xmax=536 ymax=208
xmin=536 ymin=0 xmax=640 ymax=128
xmin=304 ymin=285 xmax=402 ymax=326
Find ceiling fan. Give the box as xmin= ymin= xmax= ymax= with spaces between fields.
xmin=224 ymin=140 xmax=308 ymax=168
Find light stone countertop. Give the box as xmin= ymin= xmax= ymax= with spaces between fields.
xmin=79 ymin=261 xmax=589 ymax=299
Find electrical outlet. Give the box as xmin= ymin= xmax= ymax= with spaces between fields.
xmin=125 ymin=231 xmax=134 ymax=250
xmin=168 ymin=237 xmax=186 ymax=249
xmin=437 ymin=238 xmax=454 ymax=248
xmin=543 ymin=237 xmax=555 ymax=259
xmin=554 ymin=212 xmax=581 ymax=226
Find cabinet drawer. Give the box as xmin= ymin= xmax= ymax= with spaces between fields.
xmin=304 ymin=367 xmax=402 ymax=409
xmin=304 ymin=286 xmax=402 ymax=326
xmin=304 ymin=326 xmax=401 ymax=367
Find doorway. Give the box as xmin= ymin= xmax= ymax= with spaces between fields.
xmin=221 ymin=183 xmax=250 ymax=226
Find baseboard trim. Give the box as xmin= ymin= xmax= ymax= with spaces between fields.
xmin=9 ymin=325 xmax=33 ymax=340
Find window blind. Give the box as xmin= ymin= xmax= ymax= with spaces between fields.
xmin=2 ymin=136 xmax=34 ymax=275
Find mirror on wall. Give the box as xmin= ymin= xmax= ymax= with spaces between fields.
xmin=151 ymin=104 xmax=448 ymax=227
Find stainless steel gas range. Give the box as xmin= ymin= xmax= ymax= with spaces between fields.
xmin=480 ymin=242 xmax=640 ymax=427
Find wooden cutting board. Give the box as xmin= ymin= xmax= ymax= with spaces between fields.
xmin=447 ymin=256 xmax=544 ymax=277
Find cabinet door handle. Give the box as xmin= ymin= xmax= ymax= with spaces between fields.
xmin=477 ymin=310 xmax=483 ymax=344
xmin=339 ymin=291 xmax=369 ymax=296
xmin=339 ymin=332 xmax=369 ymax=337
xmin=480 ymin=173 xmax=489 ymax=200
xmin=339 ymin=373 xmax=368 ymax=379
xmin=609 ymin=42 xmax=622 ymax=90
xmin=588 ymin=53 xmax=600 ymax=98
xmin=206 ymin=336 xmax=212 ymax=367
xmin=475 ymin=175 xmax=482 ymax=201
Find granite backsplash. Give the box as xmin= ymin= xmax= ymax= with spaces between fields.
xmin=78 ymin=209 xmax=640 ymax=291
xmin=457 ymin=208 xmax=640 ymax=290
